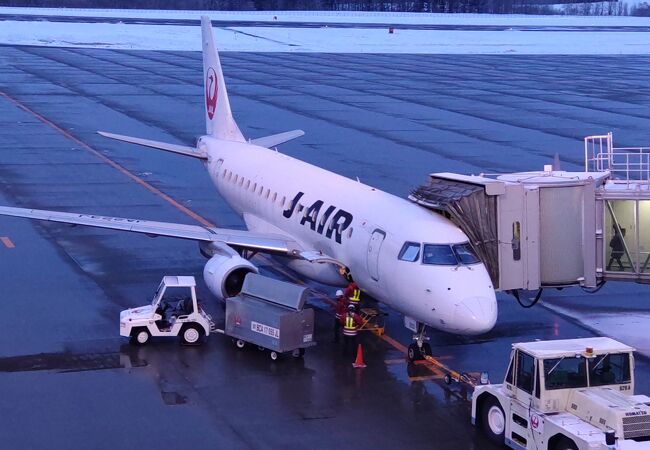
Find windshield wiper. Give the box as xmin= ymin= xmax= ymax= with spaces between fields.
xmin=592 ymin=353 xmax=609 ymax=371
xmin=547 ymin=357 xmax=565 ymax=376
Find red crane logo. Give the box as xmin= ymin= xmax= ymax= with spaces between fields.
xmin=205 ymin=67 xmax=218 ymax=119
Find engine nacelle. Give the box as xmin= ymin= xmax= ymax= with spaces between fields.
xmin=203 ymin=254 xmax=258 ymax=301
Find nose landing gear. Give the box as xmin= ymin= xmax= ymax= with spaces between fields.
xmin=407 ymin=323 xmax=432 ymax=362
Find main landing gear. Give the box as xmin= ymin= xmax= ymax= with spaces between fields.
xmin=407 ymin=323 xmax=432 ymax=362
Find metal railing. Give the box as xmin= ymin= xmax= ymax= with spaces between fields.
xmin=585 ymin=132 xmax=650 ymax=183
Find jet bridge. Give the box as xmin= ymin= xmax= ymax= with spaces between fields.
xmin=410 ymin=132 xmax=650 ymax=293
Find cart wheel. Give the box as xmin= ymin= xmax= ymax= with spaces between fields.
xmin=444 ymin=374 xmax=452 ymax=385
xmin=180 ymin=324 xmax=202 ymax=345
xmin=235 ymin=339 xmax=245 ymax=349
xmin=258 ymin=345 xmax=265 ymax=351
xmin=270 ymin=351 xmax=279 ymax=361
xmin=291 ymin=348 xmax=305 ymax=358
xmin=130 ymin=328 xmax=150 ymax=346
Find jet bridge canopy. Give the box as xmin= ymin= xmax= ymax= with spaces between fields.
xmin=410 ymin=176 xmax=500 ymax=287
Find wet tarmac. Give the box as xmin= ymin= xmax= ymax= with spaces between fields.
xmin=1 ymin=47 xmax=650 ymax=449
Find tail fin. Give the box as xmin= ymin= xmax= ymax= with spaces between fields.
xmin=201 ymin=16 xmax=245 ymax=142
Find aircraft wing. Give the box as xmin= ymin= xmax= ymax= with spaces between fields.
xmin=0 ymin=206 xmax=301 ymax=255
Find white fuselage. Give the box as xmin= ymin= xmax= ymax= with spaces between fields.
xmin=201 ymin=136 xmax=497 ymax=335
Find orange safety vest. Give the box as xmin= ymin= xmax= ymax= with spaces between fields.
xmin=343 ymin=315 xmax=358 ymax=336
xmin=348 ymin=288 xmax=361 ymax=304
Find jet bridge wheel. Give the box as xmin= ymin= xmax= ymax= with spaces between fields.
xmin=480 ymin=396 xmax=505 ymax=445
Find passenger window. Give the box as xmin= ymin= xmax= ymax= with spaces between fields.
xmin=233 ymin=174 xmax=238 ymax=184
xmin=347 ymin=227 xmax=353 ymax=239
xmin=452 ymin=243 xmax=480 ymax=264
xmin=422 ymin=244 xmax=457 ymax=265
xmin=398 ymin=242 xmax=421 ymax=262
xmin=272 ymin=192 xmax=277 ymax=202
xmin=516 ymin=351 xmax=535 ymax=394
xmin=246 ymin=180 xmax=250 ymax=189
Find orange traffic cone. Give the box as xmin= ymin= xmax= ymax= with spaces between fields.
xmin=352 ymin=343 xmax=367 ymax=368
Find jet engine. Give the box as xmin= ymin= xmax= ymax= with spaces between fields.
xmin=202 ymin=244 xmax=259 ymax=300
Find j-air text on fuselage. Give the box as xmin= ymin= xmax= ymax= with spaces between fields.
xmin=0 ymin=17 xmax=498 ymax=357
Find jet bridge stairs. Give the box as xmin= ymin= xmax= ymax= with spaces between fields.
xmin=409 ymin=132 xmax=650 ymax=298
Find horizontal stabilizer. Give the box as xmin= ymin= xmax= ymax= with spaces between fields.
xmin=251 ymin=130 xmax=305 ymax=148
xmin=98 ymin=131 xmax=207 ymax=160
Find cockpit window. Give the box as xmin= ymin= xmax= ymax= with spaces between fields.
xmin=453 ymin=243 xmax=480 ymax=264
xmin=422 ymin=244 xmax=457 ymax=265
xmin=398 ymin=242 xmax=421 ymax=262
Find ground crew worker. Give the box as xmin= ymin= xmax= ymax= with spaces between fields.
xmin=333 ymin=289 xmax=347 ymax=343
xmin=342 ymin=304 xmax=363 ymax=355
xmin=345 ymin=281 xmax=361 ymax=308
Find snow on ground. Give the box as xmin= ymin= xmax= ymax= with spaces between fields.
xmin=544 ymin=303 xmax=650 ymax=357
xmin=3 ymin=6 xmax=650 ymax=27
xmin=2 ymin=18 xmax=650 ymax=53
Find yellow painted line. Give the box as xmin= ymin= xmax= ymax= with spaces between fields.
xmin=1 ymin=237 xmax=15 ymax=249
xmin=379 ymin=334 xmax=408 ymax=353
xmin=409 ymin=375 xmax=444 ymax=382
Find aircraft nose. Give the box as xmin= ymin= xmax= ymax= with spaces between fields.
xmin=453 ymin=296 xmax=497 ymax=335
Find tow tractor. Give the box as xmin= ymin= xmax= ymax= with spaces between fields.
xmin=120 ymin=276 xmax=215 ymax=346
xmin=472 ymin=337 xmax=650 ymax=449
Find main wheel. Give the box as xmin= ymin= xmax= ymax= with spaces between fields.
xmin=422 ymin=343 xmax=432 ymax=357
xmin=480 ymin=396 xmax=505 ymax=445
xmin=180 ymin=324 xmax=202 ymax=345
xmin=554 ymin=437 xmax=578 ymax=450
xmin=130 ymin=328 xmax=150 ymax=346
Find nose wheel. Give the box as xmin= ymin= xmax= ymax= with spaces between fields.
xmin=407 ymin=324 xmax=432 ymax=362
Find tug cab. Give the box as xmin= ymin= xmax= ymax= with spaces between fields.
xmin=472 ymin=337 xmax=650 ymax=449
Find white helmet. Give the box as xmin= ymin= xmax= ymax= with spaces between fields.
xmin=336 ymin=289 xmax=344 ymax=297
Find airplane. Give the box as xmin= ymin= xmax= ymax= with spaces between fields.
xmin=0 ymin=17 xmax=497 ymax=359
